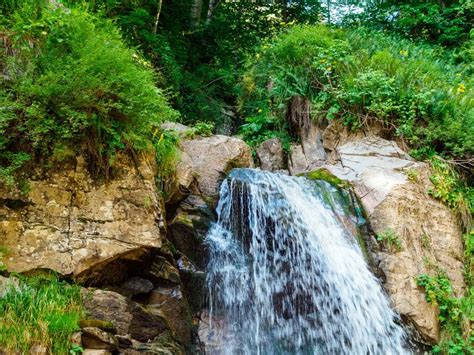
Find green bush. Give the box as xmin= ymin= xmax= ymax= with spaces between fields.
xmin=417 ymin=273 xmax=473 ymax=354
xmin=0 ymin=3 xmax=178 ymax=185
xmin=428 ymin=156 xmax=473 ymax=228
xmin=239 ymin=25 xmax=473 ymax=163
xmin=376 ymin=229 xmax=403 ymax=253
xmin=0 ymin=274 xmax=84 ymax=354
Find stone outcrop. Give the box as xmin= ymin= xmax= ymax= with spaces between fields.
xmin=0 ymin=154 xmax=164 ymax=282
xmin=165 ymin=125 xmax=254 ymax=207
xmin=256 ymin=138 xmax=285 ymax=171
xmin=323 ymin=136 xmax=465 ymax=342
xmin=288 ymin=121 xmax=326 ymax=175
xmin=81 ymin=287 xmax=190 ymax=353
xmin=257 ymin=124 xmax=466 ymax=344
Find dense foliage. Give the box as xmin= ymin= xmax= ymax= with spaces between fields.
xmin=0 ymin=1 xmax=472 ymax=353
xmin=0 ymin=1 xmax=178 ymax=185
xmin=239 ymin=25 xmax=473 ymax=162
xmin=0 ymin=274 xmax=84 ymax=354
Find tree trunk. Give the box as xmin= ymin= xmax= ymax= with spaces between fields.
xmin=191 ymin=0 xmax=203 ymax=27
xmin=206 ymin=0 xmax=217 ymax=23
xmin=153 ymin=0 xmax=163 ymax=34
xmin=326 ymin=0 xmax=331 ymax=24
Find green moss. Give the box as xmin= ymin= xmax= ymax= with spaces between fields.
xmin=303 ymin=169 xmax=350 ymax=189
xmin=79 ymin=319 xmax=116 ymax=333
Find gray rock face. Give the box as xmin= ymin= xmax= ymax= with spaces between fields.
xmin=323 ymin=135 xmax=418 ymax=214
xmin=256 ymin=138 xmax=285 ymax=171
xmin=288 ymin=121 xmax=326 ymax=175
xmin=294 ymin=131 xmax=464 ymax=343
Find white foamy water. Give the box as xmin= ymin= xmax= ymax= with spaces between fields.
xmin=203 ymin=169 xmax=409 ymax=355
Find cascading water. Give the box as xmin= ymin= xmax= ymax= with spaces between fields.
xmin=202 ymin=168 xmax=409 ymax=355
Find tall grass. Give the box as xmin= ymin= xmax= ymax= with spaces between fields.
xmin=0 ymin=275 xmax=84 ymax=353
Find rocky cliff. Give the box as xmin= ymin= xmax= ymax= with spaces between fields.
xmin=0 ymin=128 xmax=253 ymax=354
xmin=0 ymin=120 xmax=466 ymax=352
xmin=257 ymin=120 xmax=466 ymax=345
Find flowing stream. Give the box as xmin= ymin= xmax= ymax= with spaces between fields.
xmin=203 ymin=169 xmax=408 ymax=354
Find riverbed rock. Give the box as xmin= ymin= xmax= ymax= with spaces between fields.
xmin=0 ymin=153 xmax=164 ymax=282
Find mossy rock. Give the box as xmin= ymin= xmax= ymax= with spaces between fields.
xmin=79 ymin=319 xmax=117 ymax=334
xmin=302 ymin=168 xmax=350 ymax=189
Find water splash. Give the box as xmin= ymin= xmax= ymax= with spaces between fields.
xmin=203 ymin=169 xmax=408 ymax=355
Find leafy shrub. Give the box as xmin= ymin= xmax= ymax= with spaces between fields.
xmin=240 ymin=25 xmax=473 ymax=164
xmin=428 ymin=156 xmax=473 ymax=229
xmin=346 ymin=1 xmax=473 ymax=49
xmin=192 ymin=121 xmax=216 ymax=137
xmin=376 ymin=229 xmax=402 ymax=253
xmin=0 ymin=274 xmax=84 ymax=354
xmin=417 ymin=273 xmax=473 ymax=354
xmin=0 ymin=3 xmax=178 ymax=185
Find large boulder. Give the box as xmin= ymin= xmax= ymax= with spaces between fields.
xmin=164 ymin=124 xmax=253 ymax=206
xmin=0 ymin=153 xmax=165 ymax=282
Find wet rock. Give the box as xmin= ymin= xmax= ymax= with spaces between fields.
xmin=120 ymin=276 xmax=154 ymax=296
xmin=129 ymin=303 xmax=168 ymax=342
xmin=82 ymin=289 xmax=132 ymax=336
xmin=0 ymin=154 xmax=165 ymax=281
xmin=148 ymin=286 xmax=192 ymax=346
xmin=256 ymin=138 xmax=285 ymax=171
xmin=167 ymin=195 xmax=214 ymax=268
xmin=149 ymin=256 xmax=181 ymax=285
xmin=81 ymin=327 xmax=117 ymax=351
xmin=177 ymin=256 xmax=206 ymax=314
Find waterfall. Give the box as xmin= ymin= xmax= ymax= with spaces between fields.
xmin=202 ymin=169 xmax=408 ymax=355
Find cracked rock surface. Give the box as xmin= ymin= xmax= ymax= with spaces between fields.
xmin=0 ymin=153 xmax=164 ymax=280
